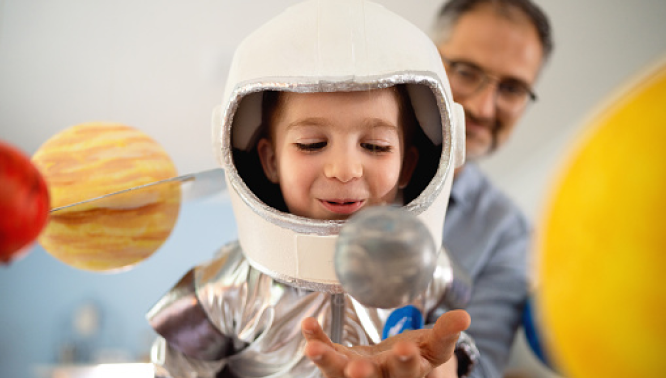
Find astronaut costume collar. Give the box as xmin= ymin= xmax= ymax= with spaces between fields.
xmin=212 ymin=0 xmax=465 ymax=293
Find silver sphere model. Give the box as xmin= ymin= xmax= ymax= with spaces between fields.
xmin=334 ymin=206 xmax=438 ymax=309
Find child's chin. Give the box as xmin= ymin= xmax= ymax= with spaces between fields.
xmin=327 ymin=213 xmax=353 ymax=221
xmin=325 ymin=211 xmax=360 ymax=221
xmin=307 ymin=211 xmax=351 ymax=221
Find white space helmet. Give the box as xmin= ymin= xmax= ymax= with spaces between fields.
xmin=212 ymin=0 xmax=465 ymax=293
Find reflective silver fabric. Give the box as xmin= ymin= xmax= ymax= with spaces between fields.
xmin=150 ymin=241 xmax=454 ymax=378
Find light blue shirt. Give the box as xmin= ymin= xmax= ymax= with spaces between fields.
xmin=443 ymin=163 xmax=530 ymax=378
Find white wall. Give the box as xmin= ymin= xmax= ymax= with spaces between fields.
xmin=3 ymin=0 xmax=665 ymax=217
xmin=0 ymin=0 xmax=443 ymax=175
xmin=2 ymin=1 xmax=665 ymax=377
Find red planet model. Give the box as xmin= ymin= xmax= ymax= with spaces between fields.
xmin=0 ymin=140 xmax=50 ymax=264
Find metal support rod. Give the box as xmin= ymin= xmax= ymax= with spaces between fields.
xmin=330 ymin=293 xmax=345 ymax=344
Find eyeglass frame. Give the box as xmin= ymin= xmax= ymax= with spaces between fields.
xmin=440 ymin=54 xmax=538 ymax=110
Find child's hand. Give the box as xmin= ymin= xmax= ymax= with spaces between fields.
xmin=301 ymin=309 xmax=470 ymax=378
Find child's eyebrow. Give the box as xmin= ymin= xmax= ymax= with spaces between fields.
xmin=364 ymin=118 xmax=400 ymax=131
xmin=286 ymin=118 xmax=399 ymax=132
xmin=285 ymin=117 xmax=330 ymax=130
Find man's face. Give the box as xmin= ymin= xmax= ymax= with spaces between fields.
xmin=257 ymin=89 xmax=417 ymax=220
xmin=436 ymin=4 xmax=544 ymax=161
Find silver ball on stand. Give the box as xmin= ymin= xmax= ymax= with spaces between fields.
xmin=334 ymin=206 xmax=438 ymax=309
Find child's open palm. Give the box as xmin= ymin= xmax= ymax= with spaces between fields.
xmin=301 ymin=309 xmax=470 ymax=378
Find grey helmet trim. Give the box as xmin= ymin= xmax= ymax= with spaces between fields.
xmin=217 ymin=72 xmax=454 ymax=236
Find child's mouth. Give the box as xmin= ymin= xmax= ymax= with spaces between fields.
xmin=320 ymin=199 xmax=365 ymax=215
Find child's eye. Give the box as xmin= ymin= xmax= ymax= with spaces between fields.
xmin=295 ymin=142 xmax=327 ymax=151
xmin=361 ymin=143 xmax=392 ymax=153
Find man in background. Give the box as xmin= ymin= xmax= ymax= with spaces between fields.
xmin=430 ymin=0 xmax=553 ymax=377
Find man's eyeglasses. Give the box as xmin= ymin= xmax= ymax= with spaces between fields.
xmin=440 ymin=55 xmax=537 ymax=112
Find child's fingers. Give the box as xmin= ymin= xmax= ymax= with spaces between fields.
xmin=301 ymin=317 xmax=335 ymax=347
xmin=387 ymin=340 xmax=422 ymax=378
xmin=432 ymin=309 xmax=471 ymax=340
xmin=304 ymin=339 xmax=350 ymax=378
xmin=345 ymin=358 xmax=377 ymax=378
xmin=424 ymin=309 xmax=471 ymax=363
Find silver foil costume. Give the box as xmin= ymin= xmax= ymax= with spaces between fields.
xmin=148 ymin=0 xmax=477 ymax=377
xmin=149 ymin=242 xmax=459 ymax=378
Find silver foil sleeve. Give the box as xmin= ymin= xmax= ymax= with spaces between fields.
xmin=147 ymin=265 xmax=247 ymax=361
xmin=455 ymin=331 xmax=480 ymax=378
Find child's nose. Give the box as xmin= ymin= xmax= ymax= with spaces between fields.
xmin=323 ymin=150 xmax=362 ymax=182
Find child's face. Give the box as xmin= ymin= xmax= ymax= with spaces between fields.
xmin=257 ymin=88 xmax=418 ymax=220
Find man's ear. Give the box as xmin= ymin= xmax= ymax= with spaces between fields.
xmin=257 ymin=138 xmax=279 ymax=183
xmin=398 ymin=146 xmax=419 ymax=189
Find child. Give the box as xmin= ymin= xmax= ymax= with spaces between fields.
xmin=255 ymin=88 xmax=419 ymax=220
xmin=147 ymin=1 xmax=477 ymax=377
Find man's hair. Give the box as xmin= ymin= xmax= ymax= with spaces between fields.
xmin=432 ymin=0 xmax=553 ymax=61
